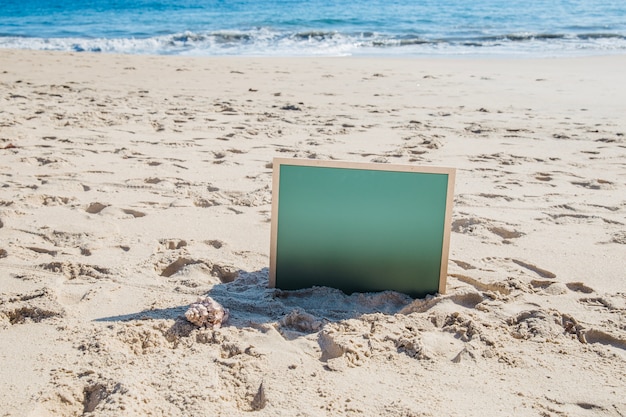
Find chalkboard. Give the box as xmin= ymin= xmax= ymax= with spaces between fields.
xmin=269 ymin=158 xmax=455 ymax=298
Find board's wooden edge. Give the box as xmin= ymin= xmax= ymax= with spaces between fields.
xmin=438 ymin=168 xmax=456 ymax=295
xmin=272 ymin=157 xmax=455 ymax=176
xmin=270 ymin=157 xmax=456 ymax=296
xmin=268 ymin=158 xmax=282 ymax=288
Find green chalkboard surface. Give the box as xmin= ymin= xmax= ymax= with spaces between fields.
xmin=270 ymin=158 xmax=455 ymax=298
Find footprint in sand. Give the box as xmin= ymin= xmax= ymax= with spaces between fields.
xmin=451 ymin=217 xmax=483 ymax=234
xmin=610 ymin=231 xmax=626 ymax=244
xmin=580 ymin=329 xmax=626 ymax=350
xmin=511 ymin=259 xmax=556 ymax=279
xmin=160 ymin=238 xmax=187 ymax=250
xmin=206 ymin=240 xmax=224 ymax=249
xmin=487 ymin=226 xmax=524 ymax=241
xmin=33 ymin=195 xmax=73 ymax=206
xmin=26 ymin=246 xmax=58 ymax=256
xmin=160 ymin=257 xmax=203 ymax=277
xmin=578 ymin=294 xmax=625 ymax=311
xmin=194 ymin=198 xmax=221 ymax=208
xmin=39 ymin=261 xmax=110 ymax=280
xmin=529 ymin=278 xmax=557 ymax=288
xmin=450 ymin=273 xmax=512 ymax=296
xmin=85 ymin=202 xmax=108 ymax=214
xmin=121 ymin=209 xmax=145 ymax=218
xmin=110 ymin=206 xmax=146 ymax=219
xmin=565 ymin=282 xmax=594 ymax=294
xmin=155 ymin=239 xmax=236 ymax=282
xmin=86 ymin=203 xmax=146 ymax=218
xmin=534 ymin=172 xmax=552 ymax=182
xmin=159 ymin=257 xmax=238 ymax=283
xmin=571 ymin=179 xmax=614 ymax=190
xmin=451 ymin=259 xmax=476 ymax=270
xmin=213 ymin=151 xmax=227 ymax=160
xmin=2 ymin=305 xmax=62 ymax=325
xmin=452 ymin=217 xmax=524 ymax=244
xmin=529 ymin=279 xmax=567 ymax=295
xmin=0 ymin=289 xmax=63 ymax=325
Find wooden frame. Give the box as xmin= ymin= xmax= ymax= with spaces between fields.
xmin=270 ymin=158 xmax=455 ymax=297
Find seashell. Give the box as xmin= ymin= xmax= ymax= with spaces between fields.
xmin=184 ymin=296 xmax=229 ymax=329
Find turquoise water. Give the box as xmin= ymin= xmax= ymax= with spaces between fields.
xmin=1 ymin=0 xmax=625 ymax=56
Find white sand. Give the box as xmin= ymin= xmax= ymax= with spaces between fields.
xmin=0 ymin=49 xmax=625 ymax=416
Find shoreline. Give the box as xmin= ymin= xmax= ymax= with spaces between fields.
xmin=1 ymin=48 xmax=625 ymax=417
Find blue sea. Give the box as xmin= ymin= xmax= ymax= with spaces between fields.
xmin=1 ymin=0 xmax=625 ymax=57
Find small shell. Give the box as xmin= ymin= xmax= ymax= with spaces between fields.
xmin=185 ymin=296 xmax=229 ymax=328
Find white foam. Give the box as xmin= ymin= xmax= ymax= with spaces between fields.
xmin=1 ymin=28 xmax=626 ymax=57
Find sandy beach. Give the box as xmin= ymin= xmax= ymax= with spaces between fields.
xmin=0 ymin=49 xmax=625 ymax=416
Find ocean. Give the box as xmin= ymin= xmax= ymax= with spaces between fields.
xmin=1 ymin=0 xmax=625 ymax=57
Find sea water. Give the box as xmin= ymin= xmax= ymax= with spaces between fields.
xmin=1 ymin=0 xmax=625 ymax=57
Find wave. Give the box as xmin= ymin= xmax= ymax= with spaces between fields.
xmin=479 ymin=32 xmax=626 ymax=42
xmin=1 ymin=29 xmax=626 ymax=56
